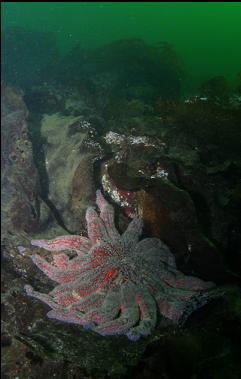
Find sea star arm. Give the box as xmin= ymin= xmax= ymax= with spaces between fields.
xmin=86 ymin=207 xmax=108 ymax=245
xmin=24 ymin=284 xmax=62 ymax=310
xmin=31 ymin=236 xmax=91 ymax=255
xmin=96 ymin=190 xmax=121 ymax=241
xmin=30 ymin=254 xmax=85 ymax=283
xmin=157 ymin=290 xmax=212 ymax=324
xmin=162 ymin=271 xmax=215 ymax=291
xmin=94 ymin=283 xmax=139 ymax=336
xmin=134 ymin=238 xmax=176 ymax=268
xmin=72 ymin=292 xmax=105 ymax=313
xmin=127 ymin=288 xmax=157 ymax=341
xmin=52 ymin=253 xmax=69 ymax=269
xmin=48 ymin=261 xmax=118 ymax=301
xmin=157 ymin=298 xmax=187 ymax=323
xmin=98 ymin=288 xmax=121 ymax=323
xmin=47 ymin=309 xmax=87 ymax=326
xmin=122 ymin=217 xmax=143 ymax=251
xmin=49 ymin=282 xmax=86 ymax=307
xmin=57 ymin=292 xmax=107 ymax=327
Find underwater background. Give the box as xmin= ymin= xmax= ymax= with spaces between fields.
xmin=2 ymin=2 xmax=241 ymax=89
xmin=1 ymin=2 xmax=241 ymax=379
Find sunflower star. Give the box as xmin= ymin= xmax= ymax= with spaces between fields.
xmin=25 ymin=190 xmax=215 ymax=341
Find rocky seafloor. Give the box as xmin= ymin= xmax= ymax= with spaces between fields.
xmin=1 ymin=34 xmax=241 ymax=379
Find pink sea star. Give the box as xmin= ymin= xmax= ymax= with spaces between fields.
xmin=25 ymin=190 xmax=215 ymax=341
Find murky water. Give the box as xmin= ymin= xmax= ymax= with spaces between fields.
xmin=2 ymin=2 xmax=241 ymax=88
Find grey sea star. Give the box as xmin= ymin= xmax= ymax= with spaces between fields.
xmin=25 ymin=190 xmax=215 ymax=341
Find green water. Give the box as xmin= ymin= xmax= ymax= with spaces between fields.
xmin=2 ymin=1 xmax=241 ymax=89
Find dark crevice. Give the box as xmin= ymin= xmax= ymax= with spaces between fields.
xmin=27 ymin=112 xmax=72 ymax=233
xmin=42 ymin=197 xmax=73 ymax=234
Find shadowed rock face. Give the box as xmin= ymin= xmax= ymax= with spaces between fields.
xmin=1 ymin=85 xmax=28 ymax=168
xmin=1 ymin=85 xmax=43 ymax=239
